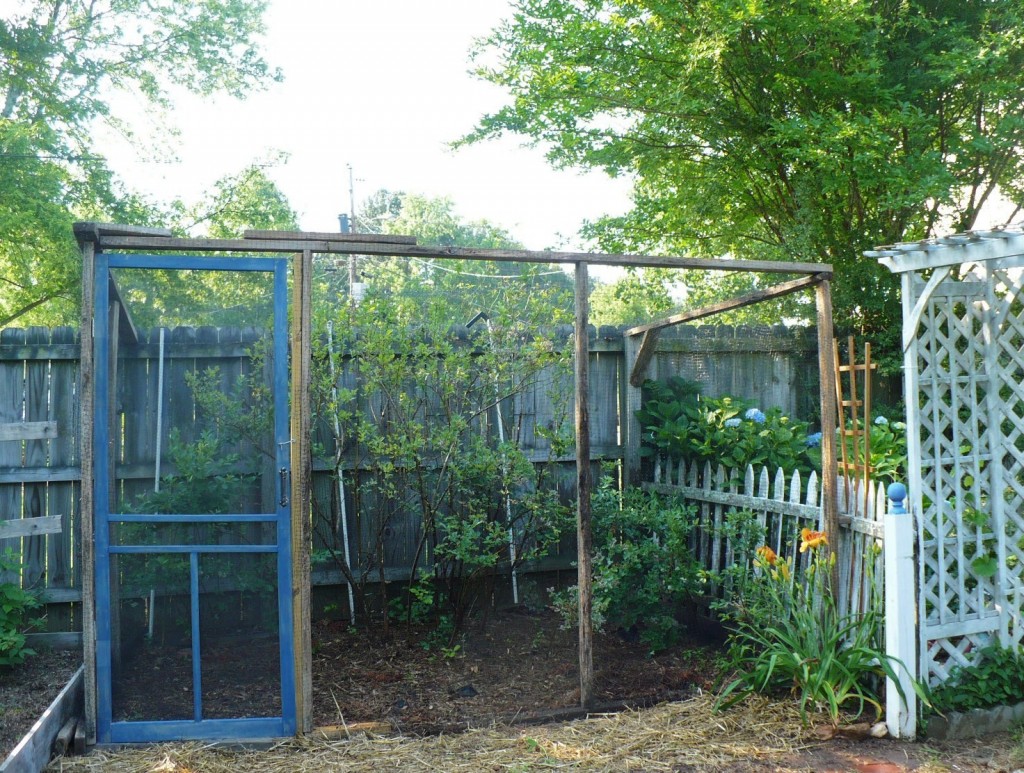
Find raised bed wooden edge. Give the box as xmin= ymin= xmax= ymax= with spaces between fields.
xmin=1 ymin=665 xmax=84 ymax=773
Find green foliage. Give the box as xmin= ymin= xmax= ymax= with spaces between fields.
xmin=313 ymin=260 xmax=575 ymax=639
xmin=715 ymin=534 xmax=913 ymax=726
xmin=636 ymin=378 xmax=818 ymax=476
xmin=839 ymin=416 xmax=908 ymax=485
xmin=468 ymin=0 xmax=1024 ymax=364
xmin=0 ymin=0 xmax=280 ymax=325
xmin=0 ymin=550 xmax=41 ymax=668
xmin=927 ymin=646 xmax=1024 ymax=715
xmin=589 ymin=267 xmax=677 ymax=327
xmin=134 ymin=429 xmax=252 ymax=516
xmin=552 ymin=474 xmax=705 ymax=652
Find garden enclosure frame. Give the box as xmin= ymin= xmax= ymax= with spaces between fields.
xmin=76 ymin=222 xmax=834 ymax=742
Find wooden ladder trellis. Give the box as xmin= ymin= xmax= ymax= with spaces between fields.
xmin=834 ymin=337 xmax=877 ymax=516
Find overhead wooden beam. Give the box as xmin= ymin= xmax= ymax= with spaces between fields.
xmin=87 ymin=229 xmax=833 ymax=276
xmin=243 ymin=229 xmax=417 ymax=245
xmin=574 ymin=261 xmax=594 ymax=710
xmin=627 ymin=274 xmax=826 ymax=386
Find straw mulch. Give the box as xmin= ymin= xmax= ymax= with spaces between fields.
xmin=47 ymin=695 xmax=822 ymax=772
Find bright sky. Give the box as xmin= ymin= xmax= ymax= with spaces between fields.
xmin=105 ymin=0 xmax=634 ymax=251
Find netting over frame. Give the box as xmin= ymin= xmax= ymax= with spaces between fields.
xmin=874 ymin=229 xmax=1024 ymax=686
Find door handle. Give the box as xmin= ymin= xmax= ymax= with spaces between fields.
xmin=279 ymin=467 xmax=290 ymax=507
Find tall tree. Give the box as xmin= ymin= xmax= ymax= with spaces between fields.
xmin=0 ymin=0 xmax=280 ymax=326
xmin=466 ymin=0 xmax=1024 ymax=357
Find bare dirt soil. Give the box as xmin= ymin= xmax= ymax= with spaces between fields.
xmin=311 ymin=606 xmax=719 ymax=732
xmin=0 ymin=649 xmax=79 ymax=760
xmin=12 ymin=609 xmax=1024 ymax=771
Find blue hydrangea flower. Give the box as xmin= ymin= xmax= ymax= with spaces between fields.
xmin=874 ymin=416 xmax=889 ymax=426
xmin=724 ymin=418 xmax=742 ymax=428
xmin=805 ymin=432 xmax=823 ymax=448
xmin=744 ymin=408 xmax=766 ymax=424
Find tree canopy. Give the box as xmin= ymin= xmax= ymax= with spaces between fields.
xmin=467 ymin=0 xmax=1024 ymax=355
xmin=0 ymin=0 xmax=280 ymax=326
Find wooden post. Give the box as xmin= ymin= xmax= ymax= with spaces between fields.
xmin=291 ymin=249 xmax=314 ymax=733
xmin=574 ymin=261 xmax=594 ymax=709
xmin=884 ymin=483 xmax=917 ymax=738
xmin=78 ymin=237 xmax=97 ymax=745
xmin=815 ymin=281 xmax=840 ymax=588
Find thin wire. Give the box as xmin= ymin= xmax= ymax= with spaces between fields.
xmin=408 ymin=256 xmax=564 ymax=278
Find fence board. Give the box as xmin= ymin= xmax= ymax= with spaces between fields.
xmin=0 ymin=322 xmax=822 ymax=626
xmin=0 ymin=328 xmax=25 ymax=579
xmin=645 ymin=459 xmax=881 ymax=621
xmin=48 ymin=327 xmax=78 ymax=624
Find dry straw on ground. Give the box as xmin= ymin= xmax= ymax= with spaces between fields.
xmin=47 ymin=694 xmax=814 ymax=772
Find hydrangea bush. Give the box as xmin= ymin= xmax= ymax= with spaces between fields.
xmin=637 ymin=377 xmax=907 ymax=481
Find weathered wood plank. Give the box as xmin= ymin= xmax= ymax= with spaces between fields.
xmin=22 ymin=328 xmax=49 ymax=589
xmin=574 ymin=261 xmax=594 ymax=709
xmin=96 ymin=232 xmax=834 ymax=276
xmin=292 ymin=249 xmax=314 ymax=733
xmin=244 ymin=229 xmax=418 ymax=245
xmin=0 ymin=515 xmax=62 ymax=538
xmin=626 ymin=274 xmax=825 ymax=337
xmin=0 ymin=665 xmax=83 ymax=773
xmin=0 ymin=422 xmax=57 ymax=441
xmin=0 ymin=328 xmax=25 ymax=573
xmin=77 ymin=240 xmax=97 ymax=745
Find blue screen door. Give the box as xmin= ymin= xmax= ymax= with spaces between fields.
xmin=93 ymin=253 xmax=295 ymax=742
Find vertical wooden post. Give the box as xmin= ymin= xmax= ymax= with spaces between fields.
xmin=815 ymin=280 xmax=840 ymax=588
xmin=291 ymin=249 xmax=313 ymax=733
xmin=79 ymin=236 xmax=97 ymax=744
xmin=574 ymin=261 xmax=594 ymax=709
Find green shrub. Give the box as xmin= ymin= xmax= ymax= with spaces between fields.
xmin=553 ymin=474 xmax=705 ymax=652
xmin=927 ymin=645 xmax=1024 ymax=714
xmin=637 ymin=378 xmax=817 ymax=476
xmin=0 ymin=550 xmax=42 ymax=668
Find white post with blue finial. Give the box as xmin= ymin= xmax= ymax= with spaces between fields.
xmin=885 ymin=481 xmax=917 ymax=738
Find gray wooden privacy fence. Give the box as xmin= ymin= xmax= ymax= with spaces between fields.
xmin=0 ymin=323 xmax=818 ymax=640
xmin=644 ymin=458 xmax=887 ymax=620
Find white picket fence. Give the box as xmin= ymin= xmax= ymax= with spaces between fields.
xmin=644 ymin=458 xmax=888 ymax=620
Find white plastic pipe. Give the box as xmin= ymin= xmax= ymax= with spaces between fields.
xmin=327 ymin=322 xmax=357 ymax=625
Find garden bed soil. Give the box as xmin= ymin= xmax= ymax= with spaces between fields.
xmin=0 ymin=649 xmax=80 ymax=761
xmin=311 ymin=606 xmax=720 ymax=733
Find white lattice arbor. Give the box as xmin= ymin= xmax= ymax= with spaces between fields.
xmin=872 ymin=228 xmax=1024 ymax=686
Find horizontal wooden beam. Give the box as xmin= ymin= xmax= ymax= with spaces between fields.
xmin=243 ymin=229 xmax=417 ymax=245
xmin=94 ymin=233 xmax=833 ymax=276
xmin=0 ymin=421 xmax=57 ymax=441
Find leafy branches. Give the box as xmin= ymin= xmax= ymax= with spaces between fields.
xmin=469 ymin=0 xmax=1024 ymax=358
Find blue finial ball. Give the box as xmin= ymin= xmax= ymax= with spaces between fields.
xmin=888 ymin=482 xmax=907 ymax=514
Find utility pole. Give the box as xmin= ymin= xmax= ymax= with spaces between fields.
xmin=346 ymin=163 xmax=357 ymax=299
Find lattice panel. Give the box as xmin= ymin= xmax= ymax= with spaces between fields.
xmin=909 ymin=269 xmax=1024 ymax=685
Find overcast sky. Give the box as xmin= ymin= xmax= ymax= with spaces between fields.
xmin=104 ymin=0 xmax=634 ymax=251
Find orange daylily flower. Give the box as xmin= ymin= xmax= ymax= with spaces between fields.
xmin=800 ymin=528 xmax=828 ymax=552
xmin=756 ymin=545 xmax=778 ymax=565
